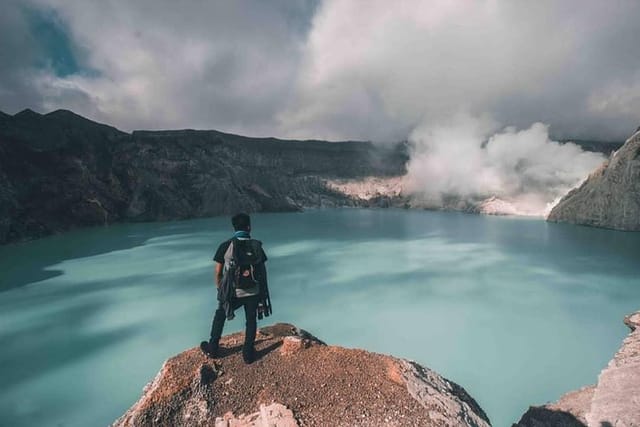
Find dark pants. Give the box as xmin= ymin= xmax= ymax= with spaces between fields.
xmin=209 ymin=295 xmax=259 ymax=353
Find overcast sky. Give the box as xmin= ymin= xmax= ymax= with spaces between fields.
xmin=2 ymin=0 xmax=640 ymax=141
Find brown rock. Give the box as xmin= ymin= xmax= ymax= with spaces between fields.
xmin=113 ymin=323 xmax=490 ymax=427
xmin=214 ymin=403 xmax=298 ymax=427
xmin=514 ymin=386 xmax=594 ymax=427
xmin=279 ymin=336 xmax=313 ymax=356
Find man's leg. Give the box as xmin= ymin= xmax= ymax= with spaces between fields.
xmin=208 ymin=303 xmax=227 ymax=351
xmin=241 ymin=296 xmax=259 ymax=362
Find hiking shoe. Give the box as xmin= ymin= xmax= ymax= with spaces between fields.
xmin=200 ymin=341 xmax=219 ymax=358
xmin=242 ymin=347 xmax=256 ymax=364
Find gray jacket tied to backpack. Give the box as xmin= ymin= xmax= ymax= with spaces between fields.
xmin=217 ymin=237 xmax=272 ymax=320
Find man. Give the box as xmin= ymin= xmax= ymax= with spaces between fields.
xmin=200 ymin=213 xmax=271 ymax=364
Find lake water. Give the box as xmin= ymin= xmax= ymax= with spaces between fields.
xmin=1 ymin=209 xmax=639 ymax=427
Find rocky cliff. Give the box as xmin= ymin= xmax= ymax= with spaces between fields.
xmin=514 ymin=311 xmax=640 ymax=427
xmin=113 ymin=323 xmax=491 ymax=427
xmin=547 ymin=129 xmax=640 ymax=231
xmin=3 ymin=108 xmax=630 ymax=243
xmin=0 ymin=109 xmax=408 ymax=244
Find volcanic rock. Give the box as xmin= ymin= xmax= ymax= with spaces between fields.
xmin=0 ymin=109 xmax=408 ymax=244
xmin=514 ymin=311 xmax=640 ymax=426
xmin=113 ymin=323 xmax=491 ymax=427
xmin=547 ymin=129 xmax=640 ymax=231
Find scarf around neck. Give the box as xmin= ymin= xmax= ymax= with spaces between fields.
xmin=234 ymin=230 xmax=251 ymax=239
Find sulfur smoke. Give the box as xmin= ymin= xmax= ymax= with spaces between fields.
xmin=404 ymin=116 xmax=606 ymax=216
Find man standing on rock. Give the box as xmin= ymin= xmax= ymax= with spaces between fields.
xmin=201 ymin=213 xmax=272 ymax=363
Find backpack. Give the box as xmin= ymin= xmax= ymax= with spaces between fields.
xmin=226 ymin=238 xmax=264 ymax=290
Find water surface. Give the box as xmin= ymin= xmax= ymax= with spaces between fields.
xmin=1 ymin=209 xmax=639 ymax=426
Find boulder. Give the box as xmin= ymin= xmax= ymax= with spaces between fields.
xmin=113 ymin=323 xmax=490 ymax=427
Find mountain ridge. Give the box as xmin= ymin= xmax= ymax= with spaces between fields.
xmin=0 ymin=107 xmax=631 ymax=244
xmin=0 ymin=108 xmax=408 ymax=245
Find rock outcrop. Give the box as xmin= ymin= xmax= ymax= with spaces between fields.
xmin=0 ymin=109 xmax=408 ymax=244
xmin=514 ymin=311 xmax=640 ymax=427
xmin=547 ymin=130 xmax=640 ymax=231
xmin=113 ymin=323 xmax=491 ymax=427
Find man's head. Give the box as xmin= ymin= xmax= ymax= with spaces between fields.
xmin=231 ymin=213 xmax=251 ymax=231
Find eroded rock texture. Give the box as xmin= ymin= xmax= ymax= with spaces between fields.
xmin=113 ymin=323 xmax=490 ymax=427
xmin=548 ymin=130 xmax=640 ymax=231
xmin=515 ymin=311 xmax=640 ymax=427
xmin=0 ymin=109 xmax=407 ymax=244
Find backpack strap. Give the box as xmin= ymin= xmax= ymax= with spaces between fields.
xmin=249 ymin=239 xmax=263 ymax=262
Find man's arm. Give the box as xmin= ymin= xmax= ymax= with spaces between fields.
xmin=214 ymin=262 xmax=223 ymax=288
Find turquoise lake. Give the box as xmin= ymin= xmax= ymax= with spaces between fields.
xmin=1 ymin=209 xmax=639 ymax=427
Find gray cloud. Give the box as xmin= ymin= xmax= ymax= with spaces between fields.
xmin=0 ymin=1 xmax=47 ymax=111
xmin=282 ymin=0 xmax=640 ymax=141
xmin=1 ymin=0 xmax=318 ymax=135
xmin=0 ymin=0 xmax=639 ymax=141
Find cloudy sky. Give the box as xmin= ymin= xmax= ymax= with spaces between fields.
xmin=2 ymin=0 xmax=640 ymax=141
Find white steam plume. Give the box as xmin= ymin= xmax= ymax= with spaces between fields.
xmin=405 ymin=115 xmax=606 ymax=216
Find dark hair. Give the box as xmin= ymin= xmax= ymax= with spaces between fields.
xmin=231 ymin=213 xmax=251 ymax=231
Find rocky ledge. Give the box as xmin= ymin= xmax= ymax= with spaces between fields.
xmin=113 ymin=323 xmax=490 ymax=427
xmin=547 ymin=129 xmax=640 ymax=231
xmin=514 ymin=311 xmax=640 ymax=427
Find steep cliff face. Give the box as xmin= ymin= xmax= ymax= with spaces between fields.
xmin=514 ymin=311 xmax=640 ymax=427
xmin=116 ymin=130 xmax=407 ymax=221
xmin=0 ymin=109 xmax=129 ymax=243
xmin=547 ymin=130 xmax=640 ymax=231
xmin=0 ymin=110 xmax=407 ymax=244
xmin=113 ymin=323 xmax=491 ymax=427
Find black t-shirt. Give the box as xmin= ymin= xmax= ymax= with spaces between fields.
xmin=213 ymin=238 xmax=268 ymax=264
